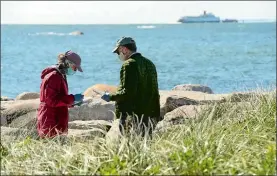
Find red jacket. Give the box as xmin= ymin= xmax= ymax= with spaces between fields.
xmin=37 ymin=66 xmax=74 ymax=138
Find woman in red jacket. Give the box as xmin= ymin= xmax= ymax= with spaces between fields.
xmin=37 ymin=50 xmax=84 ymax=138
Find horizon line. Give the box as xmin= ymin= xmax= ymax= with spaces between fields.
xmin=1 ymin=21 xmax=276 ymax=25
xmin=1 ymin=18 xmax=276 ymax=25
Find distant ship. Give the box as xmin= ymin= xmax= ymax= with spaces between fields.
xmin=222 ymin=19 xmax=238 ymax=23
xmin=178 ymin=11 xmax=221 ymax=23
xmin=178 ymin=11 xmax=238 ymax=23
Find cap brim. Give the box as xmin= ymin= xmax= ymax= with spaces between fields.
xmin=112 ymin=46 xmax=119 ymax=53
xmin=77 ymin=66 xmax=83 ymax=72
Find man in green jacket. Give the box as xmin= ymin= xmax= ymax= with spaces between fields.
xmin=101 ymin=36 xmax=160 ymax=136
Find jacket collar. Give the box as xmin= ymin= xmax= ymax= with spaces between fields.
xmin=128 ymin=52 xmax=141 ymax=59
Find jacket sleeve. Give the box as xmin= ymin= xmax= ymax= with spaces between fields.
xmin=110 ymin=61 xmax=138 ymax=102
xmin=44 ymin=74 xmax=75 ymax=107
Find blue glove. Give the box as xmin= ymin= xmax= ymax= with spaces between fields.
xmin=73 ymin=94 xmax=84 ymax=102
xmin=101 ymin=92 xmax=110 ymax=102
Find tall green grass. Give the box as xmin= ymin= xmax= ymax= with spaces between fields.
xmin=1 ymin=90 xmax=276 ymax=175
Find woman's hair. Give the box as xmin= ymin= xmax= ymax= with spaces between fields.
xmin=57 ymin=53 xmax=69 ymax=74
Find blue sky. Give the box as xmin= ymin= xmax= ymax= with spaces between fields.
xmin=1 ymin=1 xmax=276 ymax=24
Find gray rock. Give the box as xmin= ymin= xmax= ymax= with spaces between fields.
xmin=164 ymin=105 xmax=208 ymax=122
xmin=8 ymin=111 xmax=37 ymax=129
xmin=1 ymin=100 xmax=16 ymax=111
xmin=156 ymin=105 xmax=208 ymax=132
xmin=160 ymin=95 xmax=199 ymax=117
xmin=1 ymin=99 xmax=40 ymax=125
xmin=172 ymin=84 xmax=213 ymax=94
xmin=155 ymin=101 xmax=256 ymax=133
xmin=15 ymin=92 xmax=40 ymax=100
xmin=68 ymin=120 xmax=112 ymax=130
xmin=68 ymin=128 xmax=107 ymax=139
xmin=1 ymin=97 xmax=115 ymax=127
xmin=222 ymin=91 xmax=268 ymax=102
xmin=105 ymin=119 xmax=121 ymax=144
xmin=69 ymin=98 xmax=115 ymax=121
xmin=159 ymin=90 xmax=225 ymax=118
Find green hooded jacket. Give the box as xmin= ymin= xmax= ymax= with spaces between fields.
xmin=110 ymin=53 xmax=160 ymax=122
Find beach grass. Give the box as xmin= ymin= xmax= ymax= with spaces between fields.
xmin=1 ymin=89 xmax=276 ymax=175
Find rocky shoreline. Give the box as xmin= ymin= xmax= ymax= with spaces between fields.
xmin=1 ymin=84 xmax=271 ymax=139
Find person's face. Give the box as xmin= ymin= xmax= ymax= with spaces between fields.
xmin=117 ymin=46 xmax=129 ymax=61
xmin=65 ymin=60 xmax=77 ymax=75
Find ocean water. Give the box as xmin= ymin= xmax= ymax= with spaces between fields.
xmin=1 ymin=23 xmax=276 ymax=98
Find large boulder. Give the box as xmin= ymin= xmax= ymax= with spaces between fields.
xmin=15 ymin=92 xmax=40 ymax=100
xmin=68 ymin=120 xmax=112 ymax=130
xmin=1 ymin=100 xmax=16 ymax=110
xmin=105 ymin=119 xmax=121 ymax=144
xmin=3 ymin=98 xmax=116 ymax=127
xmin=1 ymin=99 xmax=40 ymax=126
xmin=69 ymin=98 xmax=115 ymax=121
xmin=159 ymin=90 xmax=226 ymax=118
xmin=155 ymin=105 xmax=208 ymax=131
xmin=172 ymin=84 xmax=213 ymax=94
xmin=222 ymin=91 xmax=269 ymax=102
xmin=7 ymin=111 xmax=37 ymax=129
xmin=164 ymin=105 xmax=208 ymax=122
xmin=83 ymin=84 xmax=117 ymax=98
xmin=155 ymin=101 xmax=255 ymax=133
xmin=68 ymin=128 xmax=107 ymax=139
xmin=1 ymin=97 xmax=115 ymax=128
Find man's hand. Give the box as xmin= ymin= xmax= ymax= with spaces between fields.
xmin=101 ymin=92 xmax=110 ymax=102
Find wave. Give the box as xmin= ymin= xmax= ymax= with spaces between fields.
xmin=28 ymin=32 xmax=83 ymax=36
xmin=137 ymin=25 xmax=156 ymax=29
xmin=28 ymin=32 xmax=67 ymax=36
